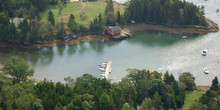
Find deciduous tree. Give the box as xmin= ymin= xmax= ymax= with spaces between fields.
xmin=2 ymin=56 xmax=34 ymax=83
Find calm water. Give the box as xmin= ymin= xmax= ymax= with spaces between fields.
xmin=1 ymin=0 xmax=220 ymax=85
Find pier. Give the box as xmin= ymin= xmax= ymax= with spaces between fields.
xmin=104 ymin=61 xmax=112 ymax=79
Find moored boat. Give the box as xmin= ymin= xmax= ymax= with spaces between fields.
xmin=204 ymin=68 xmax=208 ymax=74
xmin=202 ymin=49 xmax=208 ymax=56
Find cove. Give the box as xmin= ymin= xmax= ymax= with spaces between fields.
xmin=0 ymin=0 xmax=220 ymax=85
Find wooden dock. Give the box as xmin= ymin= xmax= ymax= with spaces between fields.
xmin=104 ymin=61 xmax=112 ymax=79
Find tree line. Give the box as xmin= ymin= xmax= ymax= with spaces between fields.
xmin=0 ymin=56 xmax=211 ymax=110
xmin=0 ymin=0 xmax=210 ymax=44
xmin=124 ymin=0 xmax=208 ymax=26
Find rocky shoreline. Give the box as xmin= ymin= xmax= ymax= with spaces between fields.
xmin=0 ymin=18 xmax=218 ymax=48
xmin=124 ymin=18 xmax=219 ymax=34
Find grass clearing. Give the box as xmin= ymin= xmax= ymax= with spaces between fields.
xmin=40 ymin=1 xmax=125 ymax=25
xmin=181 ymin=90 xmax=203 ymax=110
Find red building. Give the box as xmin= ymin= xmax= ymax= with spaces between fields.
xmin=106 ymin=26 xmax=121 ymax=36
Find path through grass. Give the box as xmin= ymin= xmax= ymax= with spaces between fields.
xmin=40 ymin=1 xmax=125 ymax=25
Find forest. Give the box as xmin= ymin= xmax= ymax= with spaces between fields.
xmin=0 ymin=0 xmax=209 ymax=44
xmin=124 ymin=0 xmax=208 ymax=26
xmin=0 ymin=56 xmax=219 ymax=110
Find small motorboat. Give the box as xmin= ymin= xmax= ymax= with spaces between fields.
xmin=202 ymin=49 xmax=208 ymax=56
xmin=99 ymin=64 xmax=107 ymax=68
xmin=99 ymin=62 xmax=107 ymax=66
xmin=99 ymin=67 xmax=106 ymax=72
xmin=216 ymin=9 xmax=220 ymax=12
xmin=204 ymin=68 xmax=208 ymax=74
xmin=182 ymin=36 xmax=187 ymax=39
xmin=100 ymin=73 xmax=105 ymax=77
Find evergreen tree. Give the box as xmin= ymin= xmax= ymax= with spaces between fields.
xmin=152 ymin=92 xmax=161 ymax=110
xmin=48 ymin=10 xmax=55 ymax=25
xmin=68 ymin=14 xmax=78 ymax=34
xmin=57 ymin=22 xmax=66 ymax=39
xmin=117 ymin=11 xmax=121 ymax=24
xmin=210 ymin=76 xmax=219 ymax=92
xmin=105 ymin=0 xmax=114 ymax=15
xmin=18 ymin=18 xmax=29 ymax=43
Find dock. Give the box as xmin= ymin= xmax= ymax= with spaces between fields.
xmin=111 ymin=30 xmax=131 ymax=40
xmin=104 ymin=61 xmax=112 ymax=79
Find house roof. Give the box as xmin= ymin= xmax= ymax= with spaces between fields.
xmin=110 ymin=26 xmax=121 ymax=32
xmin=10 ymin=17 xmax=24 ymax=27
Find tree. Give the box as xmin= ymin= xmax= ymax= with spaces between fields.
xmin=68 ymin=14 xmax=78 ymax=34
xmin=117 ymin=11 xmax=121 ymax=24
xmin=210 ymin=76 xmax=219 ymax=92
xmin=56 ymin=22 xmax=66 ymax=39
xmin=119 ymin=77 xmax=137 ymax=108
xmin=141 ymin=98 xmax=153 ymax=110
xmin=106 ymin=12 xmax=116 ymax=25
xmin=122 ymin=103 xmax=135 ymax=110
xmin=0 ymin=12 xmax=16 ymax=41
xmin=18 ymin=18 xmax=29 ymax=43
xmin=189 ymin=102 xmax=207 ymax=110
xmin=57 ymin=0 xmax=64 ymax=20
xmin=2 ymin=56 xmax=34 ymax=83
xmin=105 ymin=0 xmax=114 ymax=15
xmin=38 ymin=21 xmax=54 ymax=39
xmin=99 ymin=92 xmax=115 ymax=110
xmin=48 ymin=10 xmax=55 ymax=25
xmin=179 ymin=72 xmax=196 ymax=91
xmin=30 ymin=27 xmax=40 ymax=43
xmin=33 ymin=99 xmax=44 ymax=110
xmin=152 ymin=92 xmax=161 ymax=110
xmin=67 ymin=95 xmax=83 ymax=110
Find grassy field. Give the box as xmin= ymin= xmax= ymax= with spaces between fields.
xmin=40 ymin=1 xmax=125 ymax=25
xmin=181 ymin=91 xmax=203 ymax=110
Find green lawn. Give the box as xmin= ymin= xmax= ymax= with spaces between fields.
xmin=40 ymin=1 xmax=125 ymax=25
xmin=181 ymin=91 xmax=203 ymax=110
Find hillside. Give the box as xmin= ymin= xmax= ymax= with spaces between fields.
xmin=40 ymin=1 xmax=125 ymax=25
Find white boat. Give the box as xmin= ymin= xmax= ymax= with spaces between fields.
xmin=182 ymin=36 xmax=187 ymax=39
xmin=99 ymin=64 xmax=107 ymax=68
xmin=204 ymin=68 xmax=208 ymax=74
xmin=202 ymin=49 xmax=208 ymax=56
xmin=99 ymin=67 xmax=106 ymax=72
xmin=99 ymin=62 xmax=107 ymax=66
xmin=100 ymin=73 xmax=106 ymax=77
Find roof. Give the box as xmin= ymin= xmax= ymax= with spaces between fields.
xmin=109 ymin=26 xmax=121 ymax=32
xmin=10 ymin=17 xmax=24 ymax=27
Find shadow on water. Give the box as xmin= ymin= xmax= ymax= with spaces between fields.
xmin=0 ymin=46 xmax=55 ymax=68
xmin=67 ymin=45 xmax=78 ymax=56
xmin=56 ymin=44 xmax=66 ymax=56
xmin=65 ymin=40 xmax=122 ymax=55
xmin=127 ymin=30 xmax=203 ymax=47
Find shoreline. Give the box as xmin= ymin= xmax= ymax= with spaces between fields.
xmin=0 ymin=65 xmax=213 ymax=87
xmin=124 ymin=18 xmax=219 ymax=34
xmin=0 ymin=18 xmax=218 ymax=48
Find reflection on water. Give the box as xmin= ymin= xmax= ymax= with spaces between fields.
xmin=0 ymin=31 xmax=193 ymax=82
xmin=0 ymin=0 xmax=220 ymax=85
